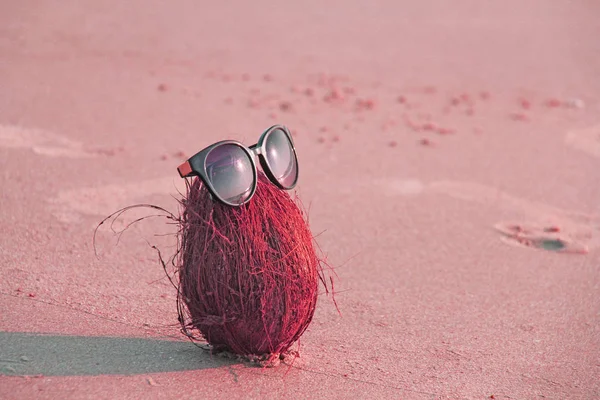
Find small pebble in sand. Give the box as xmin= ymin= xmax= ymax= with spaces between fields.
xmin=279 ymin=101 xmax=292 ymax=112
xmin=92 ymin=147 xmax=122 ymax=157
xmin=436 ymin=127 xmax=455 ymax=135
xmin=317 ymin=137 xmax=326 ymax=144
xmin=422 ymin=122 xmax=436 ymax=131
xmin=480 ymin=91 xmax=491 ymax=100
xmin=157 ymin=83 xmax=168 ymax=92
xmin=332 ymin=135 xmax=340 ymax=142
xmin=397 ymin=95 xmax=407 ymax=104
xmin=544 ymin=226 xmax=560 ymax=233
xmin=545 ymin=98 xmax=562 ymax=108
xmin=28 ymin=293 xmax=35 ymax=298
xmin=304 ymin=88 xmax=314 ymax=96
xmin=324 ymin=89 xmax=344 ymax=102
xmin=146 ymin=377 xmax=159 ymax=386
xmin=520 ymin=99 xmax=532 ymax=109
xmin=419 ymin=138 xmax=433 ymax=146
xmin=509 ymin=224 xmax=524 ymax=233
xmin=510 ymin=112 xmax=529 ymax=122
xmin=356 ymin=98 xmax=376 ymax=110
xmin=263 ymin=74 xmax=273 ymax=82
xmin=173 ymin=150 xmax=186 ymax=159
xmin=388 ymin=140 xmax=398 ymax=148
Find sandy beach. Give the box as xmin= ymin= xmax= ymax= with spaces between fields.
xmin=1 ymin=1 xmax=599 ymax=398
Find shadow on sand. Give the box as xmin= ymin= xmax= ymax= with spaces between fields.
xmin=0 ymin=331 xmax=236 ymax=376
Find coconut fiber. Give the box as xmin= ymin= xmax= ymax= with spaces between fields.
xmin=177 ymin=172 xmax=326 ymax=359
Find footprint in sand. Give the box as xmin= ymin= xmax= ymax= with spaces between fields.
xmin=429 ymin=181 xmax=598 ymax=254
xmin=376 ymin=179 xmax=598 ymax=254
xmin=0 ymin=124 xmax=122 ymax=158
xmin=49 ymin=177 xmax=187 ymax=226
xmin=565 ymin=123 xmax=600 ymax=158
xmin=1 ymin=124 xmax=177 ymax=225
xmin=493 ymin=222 xmax=589 ymax=254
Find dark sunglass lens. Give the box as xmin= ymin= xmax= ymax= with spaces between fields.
xmin=205 ymin=144 xmax=255 ymax=205
xmin=264 ymin=128 xmax=298 ymax=188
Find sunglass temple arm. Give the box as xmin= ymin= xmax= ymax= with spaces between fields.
xmin=177 ymin=160 xmax=194 ymax=178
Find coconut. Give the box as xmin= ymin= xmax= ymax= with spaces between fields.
xmin=177 ymin=172 xmax=326 ymax=362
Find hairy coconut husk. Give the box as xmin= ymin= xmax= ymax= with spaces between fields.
xmin=177 ymin=172 xmax=326 ymax=360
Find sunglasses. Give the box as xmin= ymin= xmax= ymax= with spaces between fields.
xmin=177 ymin=125 xmax=299 ymax=206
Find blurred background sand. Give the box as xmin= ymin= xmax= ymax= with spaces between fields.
xmin=1 ymin=1 xmax=599 ymax=398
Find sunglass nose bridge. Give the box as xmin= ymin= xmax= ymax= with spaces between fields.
xmin=249 ymin=145 xmax=261 ymax=156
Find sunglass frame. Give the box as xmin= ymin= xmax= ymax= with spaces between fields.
xmin=177 ymin=125 xmax=298 ymax=206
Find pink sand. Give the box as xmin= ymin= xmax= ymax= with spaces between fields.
xmin=1 ymin=1 xmax=599 ymax=398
